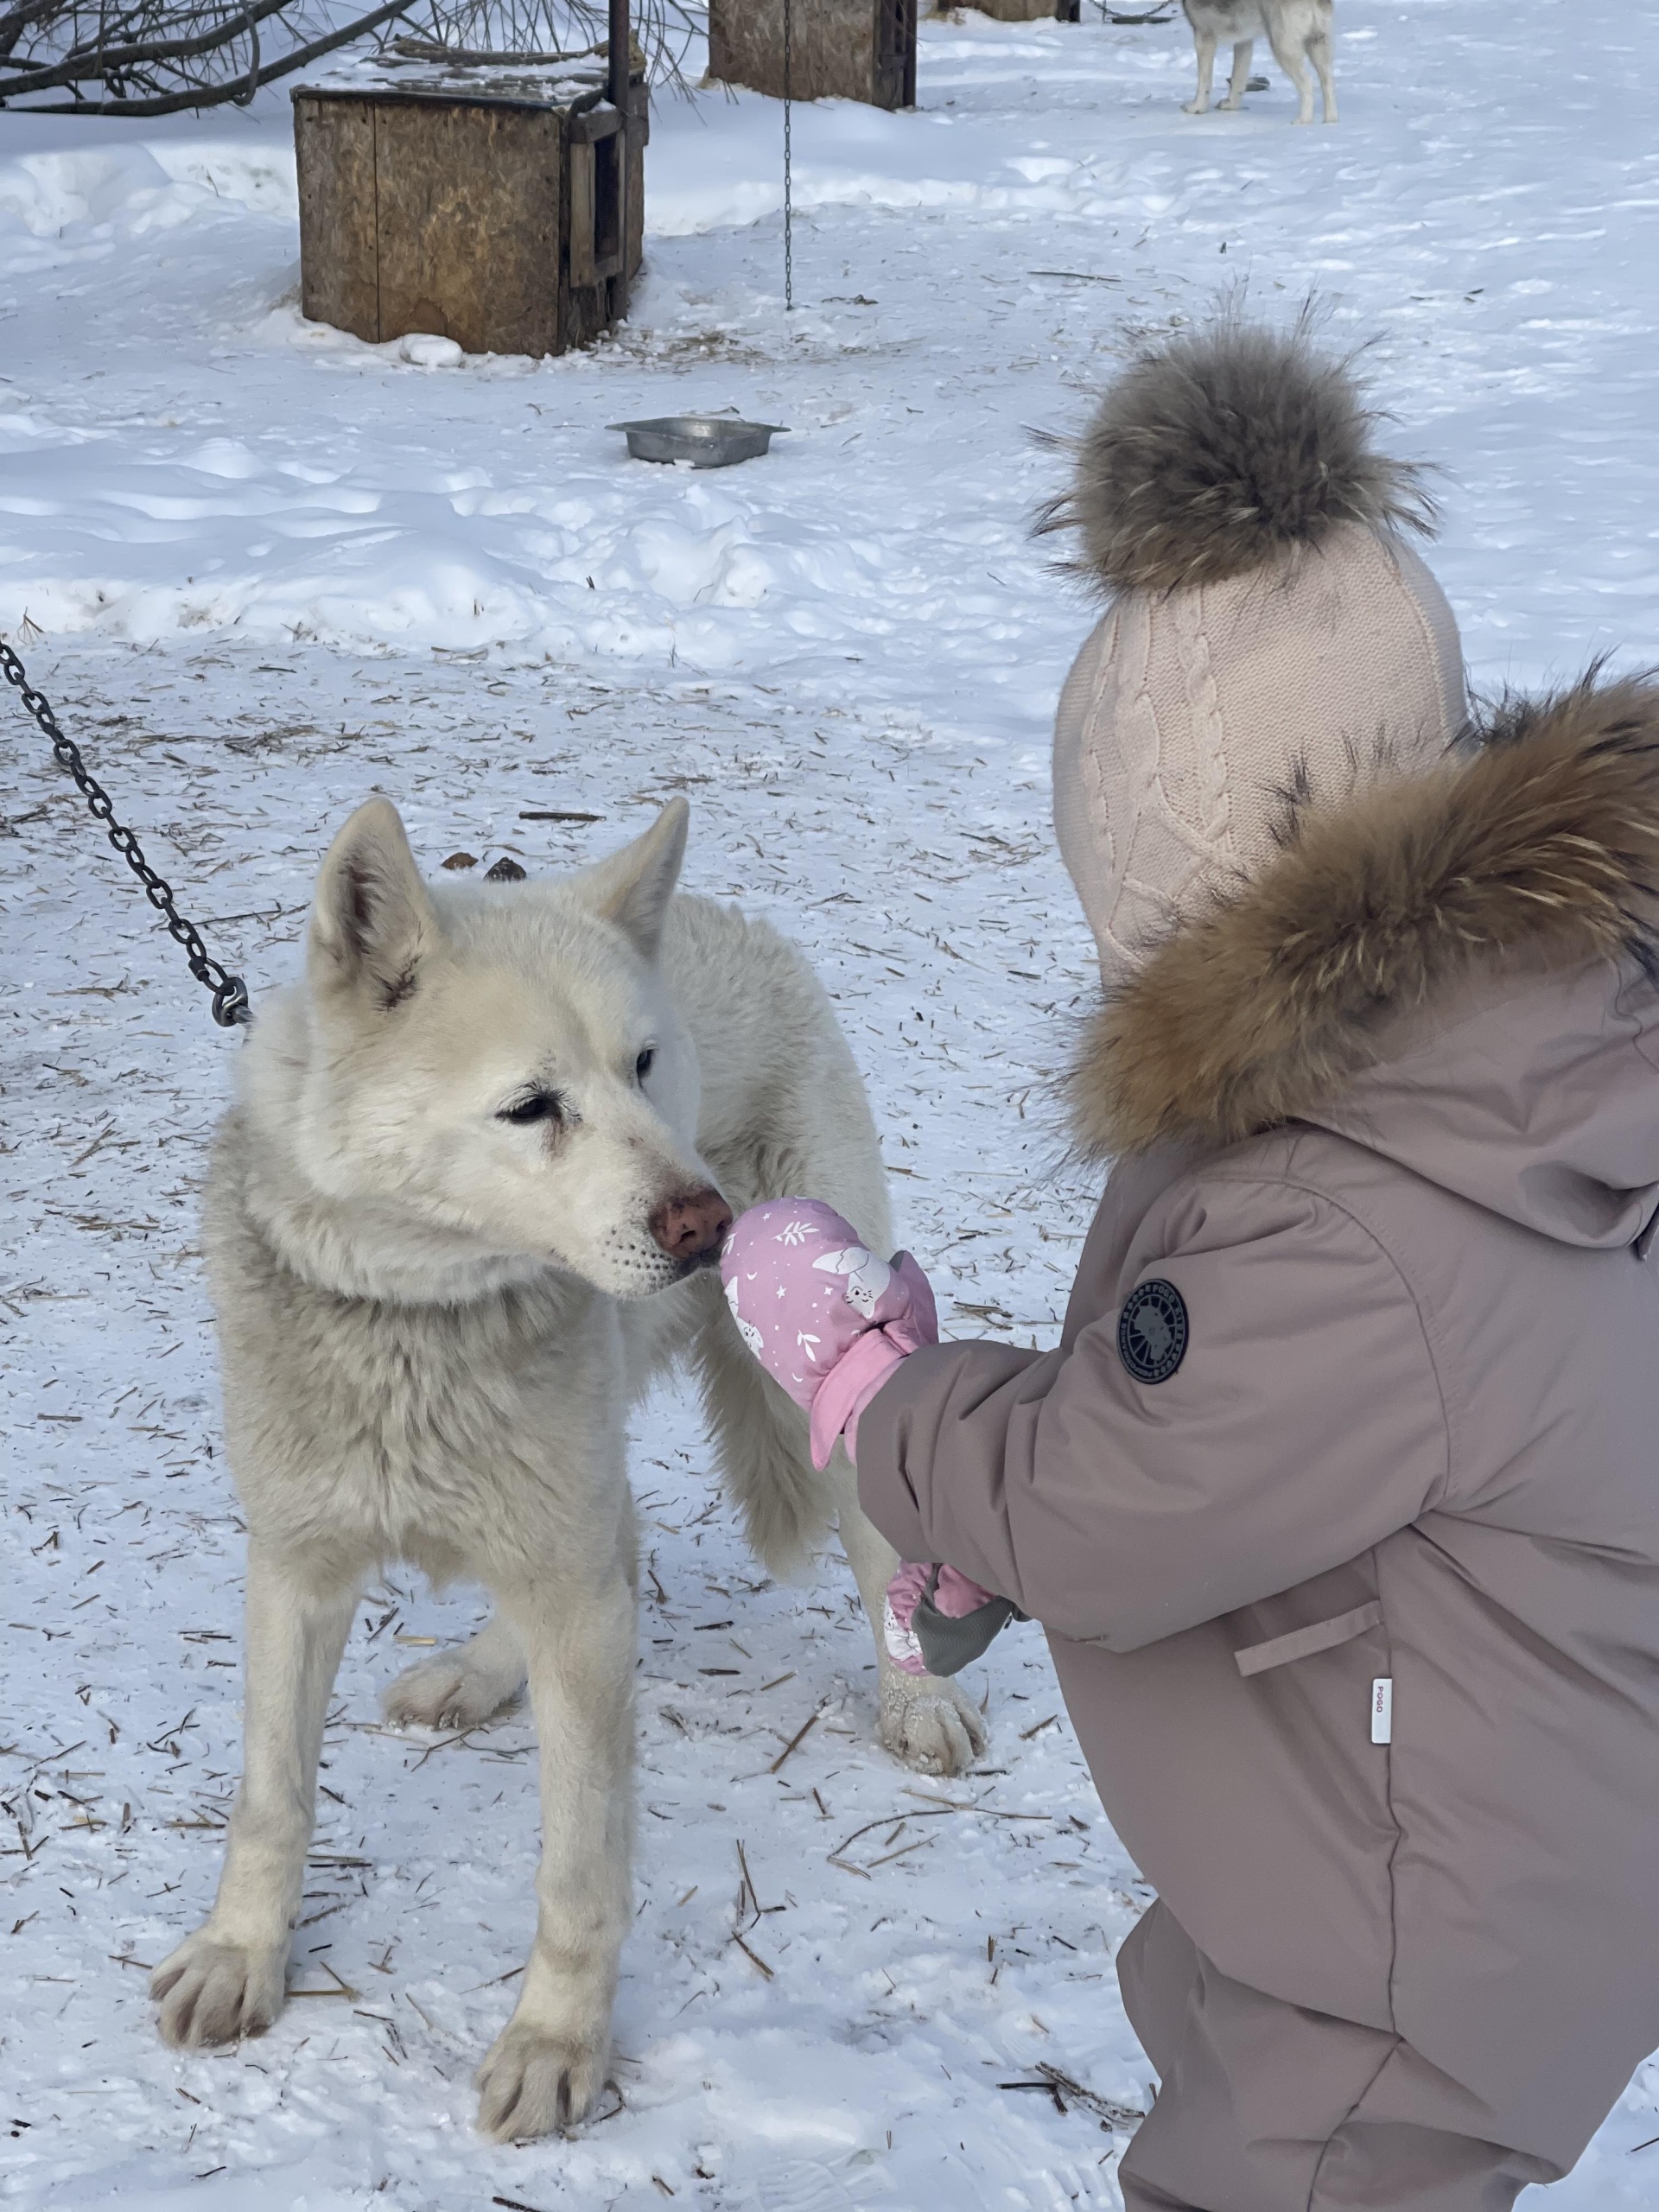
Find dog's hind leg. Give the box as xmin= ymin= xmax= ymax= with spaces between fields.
xmin=1217 ymin=37 xmax=1253 ymax=109
xmin=382 ymin=1607 xmax=527 ymax=1732
xmin=473 ymin=1567 xmax=635 ymax=2139
xmin=694 ymin=1299 xmax=982 ymax=1774
xmin=1267 ymin=23 xmax=1319 ymax=122
xmin=823 ymin=1451 xmax=988 ymax=1779
xmin=151 ymin=1542 xmax=359 ymax=2048
xmin=1308 ymin=23 xmax=1337 ymax=121
xmin=1182 ymin=28 xmax=1217 ymax=112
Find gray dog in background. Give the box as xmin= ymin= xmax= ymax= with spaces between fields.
xmin=1180 ymin=0 xmax=1337 ymax=124
xmin=147 ymin=796 xmax=983 ymax=2139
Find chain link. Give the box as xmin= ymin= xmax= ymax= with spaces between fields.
xmin=2 ymin=640 xmax=251 ymax=1028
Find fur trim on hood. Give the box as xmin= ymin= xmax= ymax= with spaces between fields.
xmin=1069 ymin=672 xmax=1659 ymax=1158
xmin=1039 ymin=313 xmax=1437 ymax=596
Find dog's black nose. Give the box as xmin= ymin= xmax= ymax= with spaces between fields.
xmin=650 ymin=1186 xmax=733 ymax=1265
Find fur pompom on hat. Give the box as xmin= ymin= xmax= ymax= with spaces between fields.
xmin=1047 ymin=314 xmax=1466 ymax=992
xmin=1040 ymin=314 xmax=1437 ymax=595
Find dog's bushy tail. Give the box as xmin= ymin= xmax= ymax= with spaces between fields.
xmin=1037 ymin=305 xmax=1437 ymax=594
xmin=695 ymin=1298 xmax=833 ymax=1580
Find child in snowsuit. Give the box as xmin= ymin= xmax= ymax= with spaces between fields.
xmin=721 ymin=318 xmax=1659 ymax=2209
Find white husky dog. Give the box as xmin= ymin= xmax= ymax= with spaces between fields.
xmin=148 ymin=795 xmax=983 ymax=2139
xmin=1180 ymin=0 xmax=1337 ymax=124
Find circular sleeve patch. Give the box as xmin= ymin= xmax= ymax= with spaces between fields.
xmin=1117 ymin=1279 xmax=1188 ymax=1384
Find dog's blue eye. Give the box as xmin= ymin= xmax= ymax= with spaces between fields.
xmin=635 ymin=1047 xmax=654 ymax=1083
xmin=499 ymin=1091 xmax=562 ymax=1126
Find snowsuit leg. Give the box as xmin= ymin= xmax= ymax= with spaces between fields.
xmin=1115 ymin=1904 xmax=1560 ymax=2211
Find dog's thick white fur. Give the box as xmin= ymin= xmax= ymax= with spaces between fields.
xmin=149 ymin=796 xmax=983 ymax=2139
xmin=1180 ymin=0 xmax=1336 ymax=124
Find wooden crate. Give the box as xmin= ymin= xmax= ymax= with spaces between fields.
xmin=708 ymin=0 xmax=917 ymax=109
xmin=963 ymin=0 xmax=1052 ymax=17
xmin=293 ymin=67 xmax=646 ymax=359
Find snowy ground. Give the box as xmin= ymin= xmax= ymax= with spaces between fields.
xmin=3 ymin=2 xmax=1659 ymax=2206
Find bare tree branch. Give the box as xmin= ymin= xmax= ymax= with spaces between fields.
xmin=0 ymin=0 xmax=702 ymax=114
xmin=0 ymin=0 xmax=412 ymax=108
xmin=0 ymin=0 xmax=61 ymax=62
xmin=3 ymin=0 xmax=291 ymax=93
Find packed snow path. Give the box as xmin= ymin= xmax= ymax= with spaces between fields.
xmin=3 ymin=3 xmax=1657 ymax=2207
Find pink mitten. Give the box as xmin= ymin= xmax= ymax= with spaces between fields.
xmin=883 ymin=1561 xmax=1022 ymax=1679
xmin=719 ymin=1198 xmax=938 ymax=1468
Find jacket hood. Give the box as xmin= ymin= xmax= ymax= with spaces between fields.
xmin=1069 ymin=672 xmax=1659 ymax=1246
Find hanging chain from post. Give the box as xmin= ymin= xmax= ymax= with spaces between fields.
xmin=608 ymin=0 xmax=632 ymax=321
xmin=782 ymin=0 xmax=794 ymax=311
xmin=1 ymin=641 xmax=251 ymax=1029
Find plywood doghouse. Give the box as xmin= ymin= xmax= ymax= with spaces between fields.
xmin=708 ymin=0 xmax=917 ymax=110
xmin=293 ymin=58 xmax=646 ymax=359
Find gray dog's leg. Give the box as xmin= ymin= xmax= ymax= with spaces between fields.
xmin=151 ymin=1542 xmax=359 ymax=2046
xmin=1268 ymin=24 xmax=1319 ymax=122
xmin=472 ymin=1569 xmax=635 ymax=2139
xmin=1182 ymin=27 xmax=1217 ymax=111
xmin=824 ymin=1452 xmax=988 ymax=1778
xmin=1217 ymin=36 xmax=1254 ymax=108
xmin=1308 ymin=23 xmax=1337 ymax=121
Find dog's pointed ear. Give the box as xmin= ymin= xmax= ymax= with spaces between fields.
xmin=308 ymin=798 xmax=437 ymax=1011
xmin=573 ymin=798 xmax=689 ymax=957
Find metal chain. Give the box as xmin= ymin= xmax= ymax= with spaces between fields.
xmin=1 ymin=641 xmax=251 ymax=1028
xmin=782 ymin=0 xmax=793 ymax=312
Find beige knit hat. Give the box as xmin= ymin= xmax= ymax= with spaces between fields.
xmin=1045 ymin=317 xmax=1466 ymax=989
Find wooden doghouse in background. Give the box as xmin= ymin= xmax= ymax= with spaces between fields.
xmin=293 ymin=58 xmax=645 ymax=359
xmin=708 ymin=0 xmax=917 ymax=109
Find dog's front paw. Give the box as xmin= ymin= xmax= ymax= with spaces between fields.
xmin=474 ymin=2015 xmax=611 ymax=2140
xmin=879 ymin=1669 xmax=988 ymax=1777
xmin=382 ymin=1644 xmax=522 ymax=1733
xmin=150 ymin=1931 xmax=287 ymax=2048
xmin=1180 ymin=97 xmax=1209 ymax=114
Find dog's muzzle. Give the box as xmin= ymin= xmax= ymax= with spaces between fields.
xmin=649 ymin=1185 xmax=733 ymax=1270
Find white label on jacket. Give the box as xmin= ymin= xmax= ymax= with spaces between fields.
xmin=1370 ymin=1678 xmax=1393 ymax=1745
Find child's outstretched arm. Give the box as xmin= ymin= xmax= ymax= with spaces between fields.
xmin=853 ymin=1177 xmax=1452 ymax=1652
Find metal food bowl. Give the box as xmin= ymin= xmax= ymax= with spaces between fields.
xmin=609 ymin=415 xmax=789 ymax=467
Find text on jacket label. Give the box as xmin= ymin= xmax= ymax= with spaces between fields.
xmin=1371 ymin=1677 xmax=1393 ymax=1745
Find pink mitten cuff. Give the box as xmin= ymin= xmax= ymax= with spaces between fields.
xmin=810 ymin=1328 xmax=908 ymax=1469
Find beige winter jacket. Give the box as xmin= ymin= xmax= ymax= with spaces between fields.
xmin=857 ymin=676 xmax=1659 ymax=2173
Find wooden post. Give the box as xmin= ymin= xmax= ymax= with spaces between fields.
xmin=708 ymin=0 xmax=918 ymax=110
xmin=293 ymin=60 xmax=647 ymax=359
